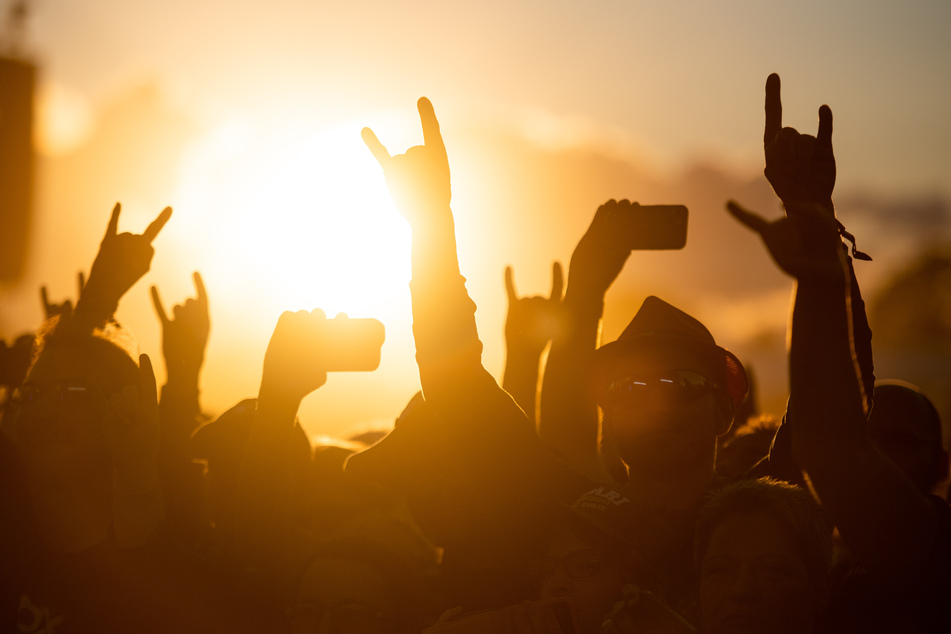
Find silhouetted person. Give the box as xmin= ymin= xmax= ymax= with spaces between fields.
xmin=730 ymin=74 xmax=951 ymax=634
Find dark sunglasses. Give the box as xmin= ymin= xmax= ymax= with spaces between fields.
xmin=533 ymin=548 xmax=607 ymax=584
xmin=603 ymin=370 xmax=720 ymax=405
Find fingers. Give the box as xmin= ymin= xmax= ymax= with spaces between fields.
xmin=549 ymin=261 xmax=564 ymax=301
xmin=816 ymin=104 xmax=833 ymax=149
xmin=139 ymin=353 xmax=158 ymax=406
xmin=150 ymin=286 xmax=170 ymax=325
xmin=192 ymin=271 xmax=207 ymax=308
xmin=143 ymin=206 xmax=172 ymax=243
xmin=77 ymin=271 xmax=86 ymax=294
xmin=40 ymin=286 xmax=51 ymax=314
xmin=726 ymin=200 xmax=770 ymax=235
xmin=105 ymin=202 xmax=121 ymax=239
xmin=361 ymin=127 xmax=391 ymax=168
xmin=504 ymin=266 xmax=517 ymax=302
xmin=764 ymin=73 xmax=782 ymax=148
xmin=417 ymin=97 xmax=446 ymax=157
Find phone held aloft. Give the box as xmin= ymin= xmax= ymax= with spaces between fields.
xmin=618 ymin=205 xmax=688 ymax=250
xmin=320 ymin=317 xmax=385 ymax=372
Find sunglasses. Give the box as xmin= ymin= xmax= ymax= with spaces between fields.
xmin=11 ymin=382 xmax=90 ymax=408
xmin=533 ymin=548 xmax=607 ymax=585
xmin=603 ymin=370 xmax=720 ymax=405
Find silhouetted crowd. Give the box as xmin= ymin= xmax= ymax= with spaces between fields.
xmin=2 ymin=74 xmax=950 ymax=633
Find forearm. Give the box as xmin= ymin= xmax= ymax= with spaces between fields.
xmin=409 ymin=210 xmax=487 ymax=406
xmin=502 ymin=349 xmax=543 ymax=422
xmin=159 ymin=373 xmax=202 ymax=452
xmin=539 ymin=288 xmax=605 ymax=479
xmin=789 ymin=254 xmax=936 ymax=584
xmin=788 ymin=253 xmax=865 ymax=451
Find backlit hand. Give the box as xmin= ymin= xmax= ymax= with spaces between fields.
xmin=362 ymin=98 xmax=451 ymax=225
xmin=763 ymin=73 xmax=835 ymax=213
xmin=83 ymin=203 xmax=172 ymax=309
xmin=151 ymin=272 xmax=210 ymax=381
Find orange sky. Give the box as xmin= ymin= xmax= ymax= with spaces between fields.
xmin=2 ymin=0 xmax=949 ymax=437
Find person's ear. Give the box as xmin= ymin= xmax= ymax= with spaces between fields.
xmin=714 ymin=392 xmax=735 ymax=437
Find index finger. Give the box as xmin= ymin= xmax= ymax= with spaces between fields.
xmin=504 ymin=266 xmax=518 ymax=302
xmin=150 ymin=286 xmax=170 ymax=325
xmin=361 ymin=127 xmax=391 ymax=168
xmin=143 ymin=206 xmax=172 ymax=242
xmin=40 ymin=286 xmax=51 ymax=312
xmin=138 ymin=353 xmax=158 ymax=406
xmin=549 ymin=262 xmax=564 ymax=302
xmin=764 ymin=73 xmax=782 ymax=148
xmin=726 ymin=200 xmax=771 ymax=236
xmin=816 ymin=104 xmax=833 ymax=149
xmin=105 ymin=202 xmax=121 ymax=239
xmin=417 ymin=97 xmax=446 ymax=158
xmin=192 ymin=271 xmax=208 ymax=307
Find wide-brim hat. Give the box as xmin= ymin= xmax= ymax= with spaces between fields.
xmin=593 ymin=296 xmax=748 ymax=408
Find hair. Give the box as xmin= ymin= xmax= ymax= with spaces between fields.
xmin=30 ymin=315 xmax=139 ymax=396
xmin=694 ymin=477 xmax=833 ymax=584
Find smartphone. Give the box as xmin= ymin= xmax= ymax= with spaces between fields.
xmin=619 ymin=204 xmax=689 ymax=250
xmin=319 ymin=317 xmax=385 ymax=372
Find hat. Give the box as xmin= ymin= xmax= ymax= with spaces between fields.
xmin=593 ymin=296 xmax=748 ymax=408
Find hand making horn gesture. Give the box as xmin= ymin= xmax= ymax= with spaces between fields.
xmin=504 ymin=262 xmax=565 ymax=357
xmin=82 ymin=203 xmax=172 ymax=310
xmin=151 ymin=272 xmax=210 ymax=380
xmin=361 ymin=97 xmax=451 ymax=225
xmin=763 ymin=73 xmax=835 ymax=213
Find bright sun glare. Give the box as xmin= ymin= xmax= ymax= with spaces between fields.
xmin=174 ymin=114 xmax=412 ymax=320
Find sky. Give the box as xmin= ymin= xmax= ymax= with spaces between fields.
xmin=2 ymin=0 xmax=949 ymax=437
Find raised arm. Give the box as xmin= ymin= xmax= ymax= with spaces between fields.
xmin=235 ymin=309 xmax=326 ymax=570
xmin=362 ymin=98 xmax=526 ymax=425
xmin=151 ymin=272 xmax=210 ymax=433
xmin=501 ymin=262 xmax=563 ymax=421
xmin=728 ymin=199 xmax=937 ymax=587
xmin=539 ymin=200 xmax=633 ymax=483
xmin=150 ymin=272 xmax=211 ymax=535
xmin=763 ymin=73 xmax=874 ymax=400
xmin=73 ymin=203 xmax=172 ymax=332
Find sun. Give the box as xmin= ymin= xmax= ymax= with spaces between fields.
xmin=174 ymin=114 xmax=412 ymax=320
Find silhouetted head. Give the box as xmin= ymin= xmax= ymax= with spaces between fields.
xmin=5 ymin=316 xmax=139 ymax=552
xmin=695 ymin=478 xmax=832 ymax=634
xmin=867 ymin=381 xmax=948 ymax=494
xmin=536 ymin=515 xmax=652 ymax=634
xmin=593 ymin=297 xmax=748 ymax=478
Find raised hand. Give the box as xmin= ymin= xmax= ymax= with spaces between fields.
xmin=567 ymin=199 xmax=637 ymax=302
xmin=82 ymin=203 xmax=172 ymax=310
xmin=727 ymin=200 xmax=843 ymax=281
xmin=362 ymin=97 xmax=451 ymax=225
xmin=259 ymin=309 xmax=330 ymax=406
xmin=763 ymin=73 xmax=835 ymax=212
xmin=504 ymin=262 xmax=564 ymax=356
xmin=40 ymin=272 xmax=85 ymax=320
xmin=151 ymin=272 xmax=210 ymax=383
